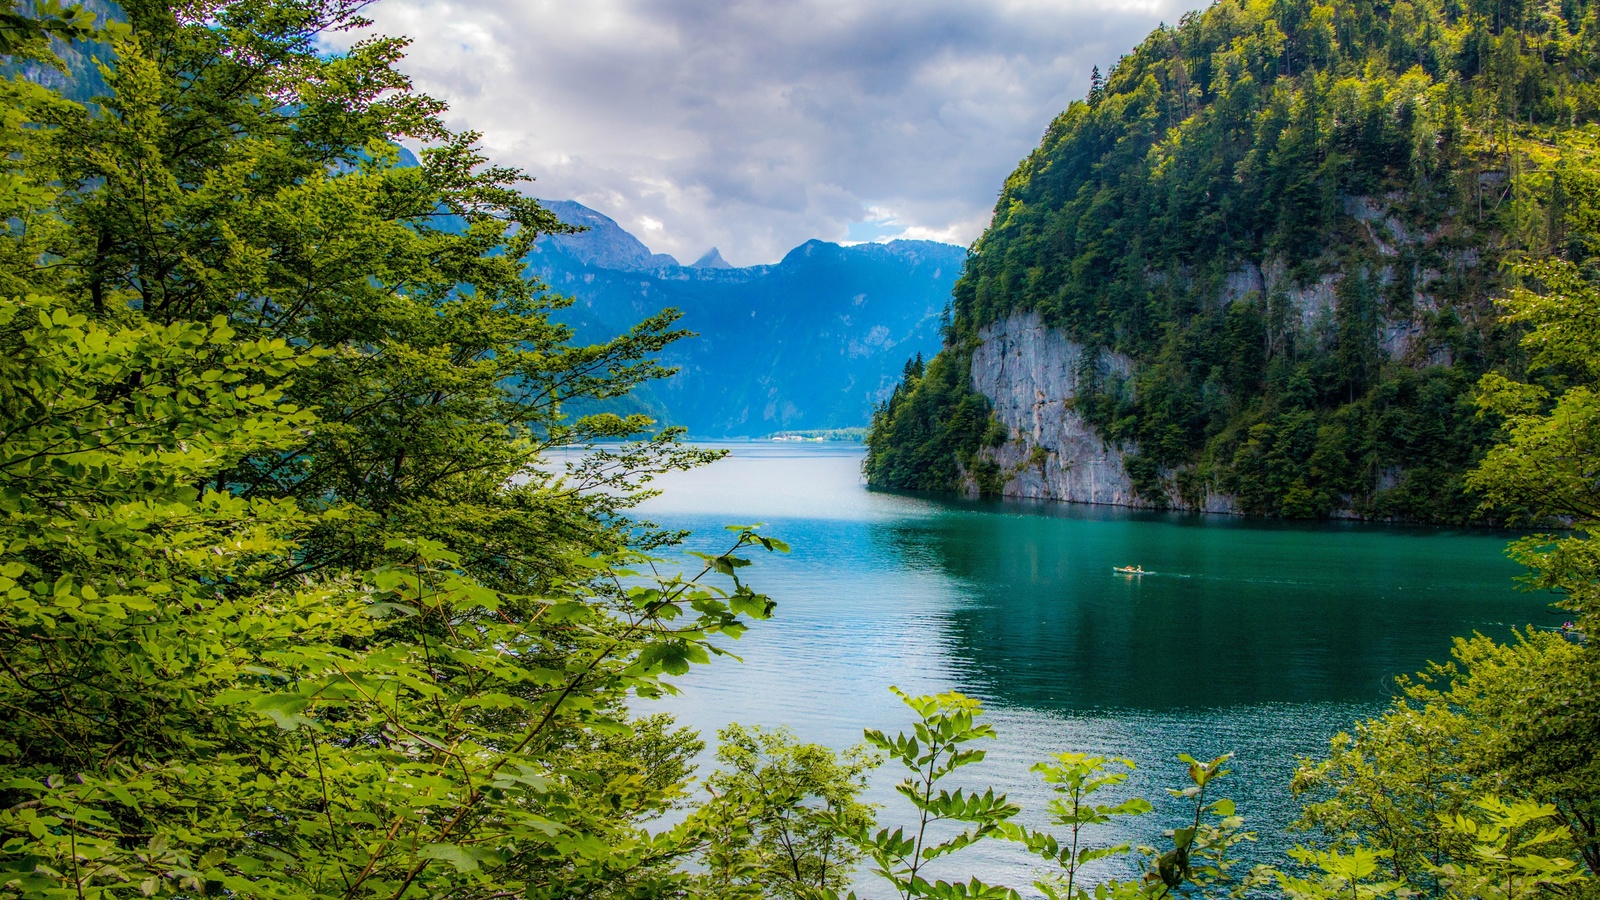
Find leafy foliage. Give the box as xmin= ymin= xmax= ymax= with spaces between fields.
xmin=0 ymin=1 xmax=99 ymax=57
xmin=795 ymin=691 xmax=1269 ymax=900
xmin=0 ymin=4 xmax=786 ymax=898
xmin=1430 ymin=797 xmax=1590 ymax=899
xmin=692 ymin=724 xmax=878 ymax=899
xmin=839 ymin=688 xmax=1023 ymax=900
xmin=1009 ymin=752 xmax=1258 ymax=900
xmin=817 ymin=689 xmax=1594 ymax=900
xmin=1471 ymin=256 xmax=1600 ymax=634
xmin=1293 ymin=631 xmax=1600 ymax=887
xmin=1014 ymin=753 xmax=1152 ymax=900
xmin=1137 ymin=755 xmax=1260 ymax=900
xmin=1273 ymin=846 xmax=1409 ymax=900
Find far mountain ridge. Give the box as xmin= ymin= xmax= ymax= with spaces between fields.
xmin=534 ymin=200 xmax=682 ymax=270
xmin=528 ymin=202 xmax=966 ymax=437
xmin=532 ymin=201 xmax=963 ymax=275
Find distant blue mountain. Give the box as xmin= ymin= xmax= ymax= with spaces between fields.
xmin=529 ymin=203 xmax=965 ymax=438
xmin=537 ymin=201 xmax=683 ymax=270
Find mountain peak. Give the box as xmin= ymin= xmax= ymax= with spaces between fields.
xmin=535 ymin=200 xmax=680 ymax=270
xmin=691 ymin=247 xmax=733 ymax=269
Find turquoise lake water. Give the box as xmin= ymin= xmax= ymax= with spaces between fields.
xmin=629 ymin=442 xmax=1551 ymax=891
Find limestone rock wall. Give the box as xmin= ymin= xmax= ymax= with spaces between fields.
xmin=964 ymin=312 xmax=1212 ymax=509
xmin=961 ymin=194 xmax=1479 ymax=513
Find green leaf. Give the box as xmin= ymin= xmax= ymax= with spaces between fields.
xmin=418 ymin=843 xmax=483 ymax=873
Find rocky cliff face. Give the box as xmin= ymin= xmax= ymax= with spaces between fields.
xmin=964 ymin=313 xmax=1244 ymax=511
xmin=964 ymin=191 xmax=1469 ymax=514
xmin=963 ymin=312 xmax=1150 ymax=506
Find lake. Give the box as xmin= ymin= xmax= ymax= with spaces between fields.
xmin=629 ymin=442 xmax=1549 ymax=892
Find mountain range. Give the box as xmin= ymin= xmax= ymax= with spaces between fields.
xmin=530 ymin=201 xmax=964 ymax=438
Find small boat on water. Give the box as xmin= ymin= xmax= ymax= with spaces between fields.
xmin=1113 ymin=565 xmax=1147 ymax=575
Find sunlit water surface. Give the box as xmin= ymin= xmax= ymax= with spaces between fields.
xmin=616 ymin=443 xmax=1546 ymax=893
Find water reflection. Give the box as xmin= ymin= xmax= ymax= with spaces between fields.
xmin=628 ymin=443 xmax=1546 ymax=889
xmin=868 ymin=500 xmax=1537 ymax=710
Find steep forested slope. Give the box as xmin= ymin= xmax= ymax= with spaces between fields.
xmin=867 ymin=0 xmax=1600 ymax=521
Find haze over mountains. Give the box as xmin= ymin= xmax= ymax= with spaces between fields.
xmin=531 ymin=202 xmax=964 ymax=438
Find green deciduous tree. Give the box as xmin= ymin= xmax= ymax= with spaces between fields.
xmin=1274 ymin=846 xmax=1408 ymax=900
xmin=1 ymin=3 xmax=781 ymax=898
xmin=693 ymin=724 xmax=878 ymax=900
xmin=799 ymin=691 xmax=1263 ymax=900
xmin=0 ymin=1 xmax=98 ymax=57
xmin=1293 ymin=631 xmax=1600 ymax=886
xmin=1429 ymin=798 xmax=1589 ymax=900
xmin=16 ymin=1 xmax=709 ymax=584
xmin=1009 ymin=752 xmax=1259 ymax=900
xmin=1472 ymin=258 xmax=1600 ymax=635
xmin=865 ymin=348 xmax=1004 ymax=496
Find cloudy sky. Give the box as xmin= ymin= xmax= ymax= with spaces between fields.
xmin=336 ymin=0 xmax=1207 ymax=266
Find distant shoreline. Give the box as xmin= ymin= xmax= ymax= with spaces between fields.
xmin=764 ymin=427 xmax=866 ymax=443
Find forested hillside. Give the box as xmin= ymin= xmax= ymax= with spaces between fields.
xmin=866 ymin=0 xmax=1600 ymax=521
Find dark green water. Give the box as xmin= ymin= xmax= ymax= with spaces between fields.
xmin=633 ymin=443 xmax=1549 ymax=891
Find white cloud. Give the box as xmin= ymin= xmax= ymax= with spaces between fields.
xmin=331 ymin=0 xmax=1208 ymax=265
xmin=888 ymin=214 xmax=994 ymax=247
